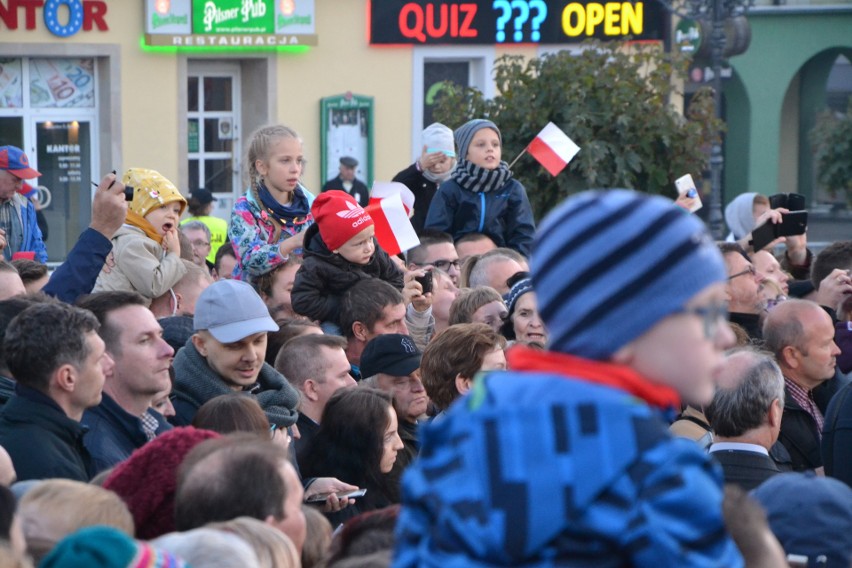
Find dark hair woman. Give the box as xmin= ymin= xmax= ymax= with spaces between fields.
xmin=192 ymin=393 xmax=289 ymax=447
xmin=299 ymin=388 xmax=404 ymax=527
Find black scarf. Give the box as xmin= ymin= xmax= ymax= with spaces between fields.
xmin=257 ymin=182 xmax=312 ymax=229
xmin=172 ymin=340 xmax=300 ymax=427
xmin=451 ymin=159 xmax=513 ymax=193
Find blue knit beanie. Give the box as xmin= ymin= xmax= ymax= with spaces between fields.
xmin=532 ymin=189 xmax=726 ymax=360
xmin=455 ymin=119 xmax=501 ymax=163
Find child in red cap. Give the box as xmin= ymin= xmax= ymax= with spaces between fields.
xmin=291 ymin=190 xmax=404 ymax=328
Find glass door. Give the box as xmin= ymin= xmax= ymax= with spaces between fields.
xmin=187 ymin=62 xmax=241 ymax=220
xmin=33 ymin=119 xmax=93 ymax=261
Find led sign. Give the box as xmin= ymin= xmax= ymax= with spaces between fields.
xmin=144 ymin=0 xmax=317 ymax=49
xmin=369 ymin=0 xmax=665 ymax=45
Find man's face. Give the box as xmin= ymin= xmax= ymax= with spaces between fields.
xmin=376 ymin=369 xmax=428 ymax=423
xmin=266 ymin=263 xmax=301 ymax=321
xmin=0 ymin=170 xmax=21 ymax=202
xmin=339 ymin=165 xmax=356 ymax=182
xmin=793 ymin=307 xmax=841 ymax=388
xmin=366 ymin=303 xmax=408 ymax=341
xmin=182 ymin=227 xmax=211 ymax=267
xmin=0 ymin=272 xmax=26 ymax=300
xmin=312 ymin=346 xmax=356 ymax=411
xmin=724 ymin=252 xmax=766 ymax=314
xmin=107 ymin=306 xmax=174 ymax=397
xmin=72 ymin=331 xmax=113 ymax=411
xmin=272 ymin=461 xmax=306 ymax=554
xmin=486 ymin=258 xmax=524 ymax=295
xmin=456 ymin=237 xmax=496 ymax=263
xmin=419 ymin=243 xmax=460 ymax=286
xmin=194 ymin=331 xmax=267 ymax=389
xmin=616 ymin=282 xmax=736 ymax=406
xmin=214 ymin=254 xmax=237 ymax=281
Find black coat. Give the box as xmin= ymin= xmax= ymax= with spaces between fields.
xmin=710 ymin=448 xmax=781 ymax=491
xmin=778 ymin=384 xmax=823 ymax=472
xmin=322 ymin=176 xmax=370 ymax=208
xmin=392 ymin=163 xmax=438 ymax=235
xmin=0 ymin=387 xmax=93 ymax=481
xmin=291 ymin=224 xmax=405 ymax=325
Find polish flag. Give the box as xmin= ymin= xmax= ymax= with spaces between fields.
xmin=366 ymin=190 xmax=420 ymax=256
xmin=369 ymin=181 xmax=415 ymax=215
xmin=527 ymin=122 xmax=581 ymax=176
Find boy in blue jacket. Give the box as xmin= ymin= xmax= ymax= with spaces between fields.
xmin=396 ymin=190 xmax=747 ymax=567
xmin=424 ymin=119 xmax=535 ymax=257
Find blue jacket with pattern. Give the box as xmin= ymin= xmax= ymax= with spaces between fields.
xmin=393 ymin=347 xmax=743 ymax=567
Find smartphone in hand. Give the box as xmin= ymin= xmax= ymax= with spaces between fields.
xmin=305 ymin=488 xmax=367 ymax=504
xmin=675 ymin=174 xmax=703 ymax=213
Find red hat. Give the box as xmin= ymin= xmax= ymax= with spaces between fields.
xmin=0 ymin=146 xmax=41 ymax=179
xmin=312 ymin=190 xmax=374 ymax=251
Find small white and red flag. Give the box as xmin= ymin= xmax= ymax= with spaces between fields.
xmin=366 ymin=183 xmax=420 ymax=256
xmin=369 ymin=181 xmax=415 ymax=215
xmin=526 ymin=122 xmax=581 ymax=176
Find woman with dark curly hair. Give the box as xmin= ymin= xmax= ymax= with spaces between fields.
xmin=299 ymin=387 xmax=404 ymax=527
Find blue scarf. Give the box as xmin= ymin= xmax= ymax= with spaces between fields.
xmin=257 ymin=183 xmax=312 ymax=229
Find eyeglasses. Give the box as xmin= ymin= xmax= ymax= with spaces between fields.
xmin=190 ymin=239 xmax=211 ymax=248
xmin=727 ymin=265 xmax=756 ymax=281
xmin=416 ymin=259 xmax=460 ymax=271
xmin=676 ymin=302 xmax=729 ymax=340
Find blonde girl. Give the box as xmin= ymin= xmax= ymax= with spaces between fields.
xmin=228 ymin=125 xmax=315 ymax=283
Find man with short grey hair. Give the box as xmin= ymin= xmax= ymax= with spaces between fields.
xmin=467 ymin=249 xmax=524 ymax=294
xmin=763 ymin=299 xmax=841 ymax=472
xmin=180 ymin=221 xmax=213 ymax=270
xmin=706 ymin=348 xmax=786 ymax=490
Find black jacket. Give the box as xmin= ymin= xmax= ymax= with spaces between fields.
xmin=322 ymin=176 xmax=370 ymax=208
xmin=778 ymin=384 xmax=823 ymax=471
xmin=392 ymin=163 xmax=438 ymax=235
xmin=0 ymin=386 xmax=93 ymax=481
xmin=709 ymin=448 xmax=780 ymax=491
xmin=82 ymin=393 xmax=172 ymax=475
xmin=291 ymin=224 xmax=405 ymax=324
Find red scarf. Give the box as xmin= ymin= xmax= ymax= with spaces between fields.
xmin=507 ymin=346 xmax=681 ymax=411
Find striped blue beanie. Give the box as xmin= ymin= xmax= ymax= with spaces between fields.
xmin=455 ymin=119 xmax=501 ymax=162
xmin=532 ymin=189 xmax=725 ymax=360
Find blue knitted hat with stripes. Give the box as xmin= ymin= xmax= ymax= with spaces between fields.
xmin=532 ymin=189 xmax=725 ymax=360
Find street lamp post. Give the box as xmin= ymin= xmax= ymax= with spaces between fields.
xmin=661 ymin=0 xmax=751 ymax=239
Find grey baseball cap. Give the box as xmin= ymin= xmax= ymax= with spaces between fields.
xmin=193 ymin=279 xmax=278 ymax=343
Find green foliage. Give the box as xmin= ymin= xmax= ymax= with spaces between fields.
xmin=810 ymin=97 xmax=852 ymax=204
xmin=433 ymin=42 xmax=723 ymax=218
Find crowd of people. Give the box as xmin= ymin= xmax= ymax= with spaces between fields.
xmin=0 ymin=116 xmax=850 ymax=568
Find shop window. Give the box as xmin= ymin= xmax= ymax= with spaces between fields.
xmin=0 ymin=59 xmax=23 ymax=108
xmin=29 ymin=58 xmax=95 ymax=109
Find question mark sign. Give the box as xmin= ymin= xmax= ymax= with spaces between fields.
xmin=492 ymin=0 xmax=512 ymax=43
xmin=510 ymin=0 xmax=529 ymax=42
xmin=528 ymin=0 xmax=547 ymax=42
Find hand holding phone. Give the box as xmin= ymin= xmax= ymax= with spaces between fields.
xmin=414 ymin=270 xmax=433 ymax=295
xmin=305 ymin=488 xmax=367 ymax=503
xmin=674 ymin=174 xmax=702 ymax=213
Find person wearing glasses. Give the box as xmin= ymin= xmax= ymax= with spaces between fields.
xmin=719 ymin=242 xmax=768 ymax=341
xmin=405 ymin=229 xmax=461 ymax=286
xmin=395 ymin=190 xmax=747 ymax=566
